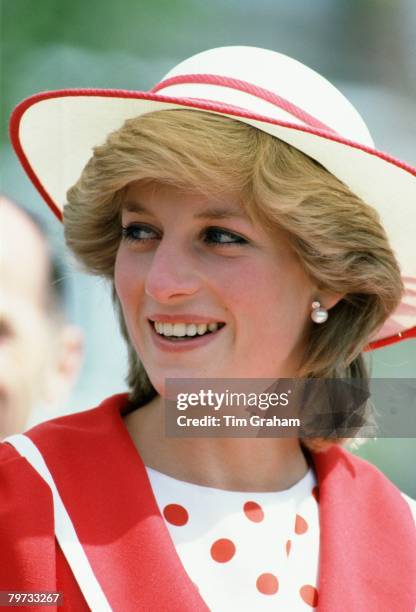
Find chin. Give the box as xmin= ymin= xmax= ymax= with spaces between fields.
xmin=147 ymin=368 xmax=213 ymax=400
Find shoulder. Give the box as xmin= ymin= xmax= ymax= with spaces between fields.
xmin=312 ymin=444 xmax=416 ymax=524
xmin=313 ymin=443 xmax=407 ymax=486
xmin=29 ymin=392 xmax=130 ymax=437
xmin=338 ymin=447 xmax=416 ymax=520
xmin=5 ymin=392 xmax=130 ymax=450
xmin=0 ymin=393 xmax=132 ymax=517
xmin=0 ymin=394 xmax=131 ymax=586
xmin=0 ymin=439 xmax=51 ymax=497
xmin=0 ymin=393 xmax=130 ymax=486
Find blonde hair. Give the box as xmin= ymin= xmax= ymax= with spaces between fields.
xmin=65 ymin=110 xmax=404 ymax=451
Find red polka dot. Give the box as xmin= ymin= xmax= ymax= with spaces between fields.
xmin=243 ymin=501 xmax=264 ymax=522
xmin=300 ymin=585 xmax=319 ymax=607
xmin=295 ymin=513 xmax=308 ymax=534
xmin=256 ymin=573 xmax=279 ymax=595
xmin=163 ymin=504 xmax=188 ymax=526
xmin=286 ymin=539 xmax=291 ymax=557
xmin=210 ymin=538 xmax=236 ymax=563
xmin=312 ymin=486 xmax=320 ymax=503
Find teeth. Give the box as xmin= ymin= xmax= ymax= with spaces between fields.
xmin=186 ymin=324 xmax=197 ymax=336
xmin=172 ymin=323 xmax=186 ymax=337
xmin=157 ymin=322 xmax=173 ymax=336
xmin=153 ymin=321 xmax=221 ymax=337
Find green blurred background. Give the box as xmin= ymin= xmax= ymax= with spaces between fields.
xmin=1 ymin=0 xmax=415 ymax=495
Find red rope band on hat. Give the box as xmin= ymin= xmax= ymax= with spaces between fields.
xmin=151 ymin=74 xmax=337 ymax=134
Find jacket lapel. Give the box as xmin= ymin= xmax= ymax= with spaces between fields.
xmin=312 ymin=445 xmax=416 ymax=611
xmin=29 ymin=394 xmax=209 ymax=611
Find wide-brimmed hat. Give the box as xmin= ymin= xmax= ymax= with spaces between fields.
xmin=10 ymin=46 xmax=416 ymax=350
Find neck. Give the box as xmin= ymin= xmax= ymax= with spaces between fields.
xmin=123 ymin=395 xmax=309 ymax=492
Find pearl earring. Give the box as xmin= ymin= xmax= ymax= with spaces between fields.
xmin=311 ymin=300 xmax=328 ymax=323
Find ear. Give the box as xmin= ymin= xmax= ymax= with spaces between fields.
xmin=320 ymin=292 xmax=345 ymax=311
xmin=43 ymin=324 xmax=84 ymax=407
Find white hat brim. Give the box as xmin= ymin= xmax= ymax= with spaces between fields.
xmin=10 ymin=89 xmax=416 ymax=349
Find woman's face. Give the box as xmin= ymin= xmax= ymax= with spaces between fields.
xmin=115 ymin=182 xmax=319 ymax=396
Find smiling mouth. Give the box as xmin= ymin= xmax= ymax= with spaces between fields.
xmin=149 ymin=320 xmax=226 ymax=341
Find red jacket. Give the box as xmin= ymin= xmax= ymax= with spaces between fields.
xmin=0 ymin=394 xmax=415 ymax=611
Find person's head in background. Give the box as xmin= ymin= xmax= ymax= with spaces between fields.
xmin=0 ymin=195 xmax=83 ymax=438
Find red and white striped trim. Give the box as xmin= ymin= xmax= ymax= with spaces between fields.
xmin=4 ymin=434 xmax=112 ymax=611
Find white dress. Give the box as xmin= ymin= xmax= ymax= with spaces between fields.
xmin=146 ymin=466 xmax=320 ymax=611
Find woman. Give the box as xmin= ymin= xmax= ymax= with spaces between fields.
xmin=2 ymin=46 xmax=415 ymax=611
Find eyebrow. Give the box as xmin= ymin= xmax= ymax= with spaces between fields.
xmin=122 ymin=201 xmax=247 ymax=220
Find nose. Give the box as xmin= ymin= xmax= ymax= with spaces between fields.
xmin=144 ymin=238 xmax=202 ymax=303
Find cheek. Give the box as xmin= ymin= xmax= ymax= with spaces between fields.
xmin=206 ymin=261 xmax=256 ymax=319
xmin=218 ymin=259 xmax=283 ymax=316
xmin=114 ymin=248 xmax=143 ymax=310
xmin=226 ymin=260 xmax=312 ymax=339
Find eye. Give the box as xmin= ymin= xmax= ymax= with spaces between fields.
xmin=203 ymin=227 xmax=248 ymax=246
xmin=121 ymin=223 xmax=160 ymax=243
